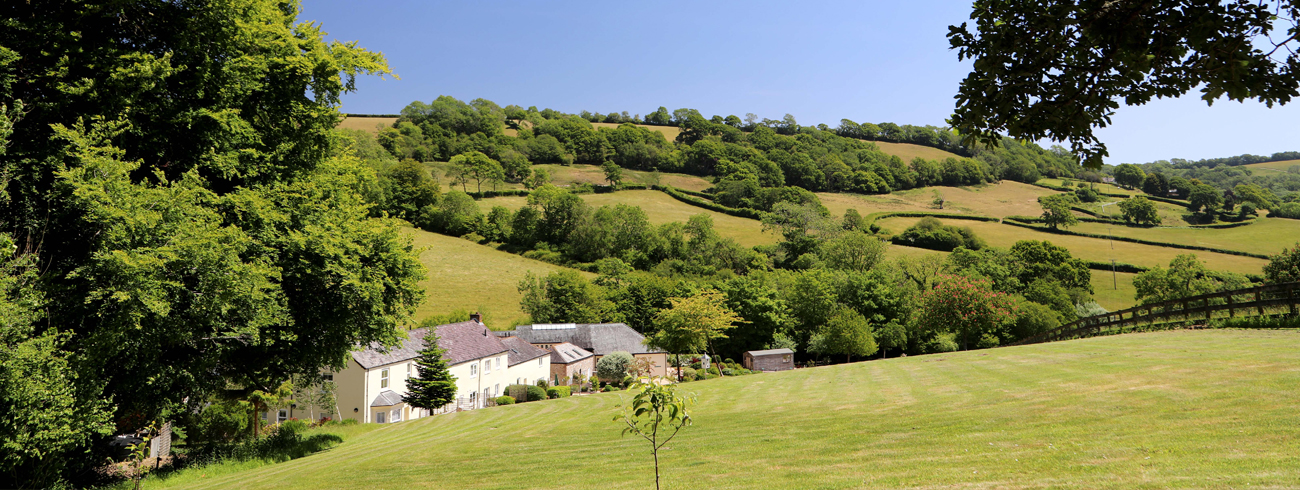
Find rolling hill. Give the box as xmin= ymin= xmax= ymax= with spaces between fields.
xmin=144 ymin=329 xmax=1300 ymax=489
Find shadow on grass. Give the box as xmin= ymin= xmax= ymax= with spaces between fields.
xmin=146 ymin=429 xmax=344 ymax=484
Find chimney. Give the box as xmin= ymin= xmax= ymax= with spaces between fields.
xmin=470 ymin=312 xmax=482 ymax=324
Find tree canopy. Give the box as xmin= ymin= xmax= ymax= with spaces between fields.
xmin=949 ymin=1 xmax=1300 ymax=168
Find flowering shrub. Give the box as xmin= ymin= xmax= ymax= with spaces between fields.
xmin=916 ymin=274 xmax=1016 ymax=350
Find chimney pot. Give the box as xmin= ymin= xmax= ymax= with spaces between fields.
xmin=470 ymin=312 xmax=482 ymax=324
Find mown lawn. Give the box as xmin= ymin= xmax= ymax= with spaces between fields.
xmin=874 ymin=217 xmax=1270 ymax=275
xmin=152 ymin=329 xmax=1300 ymax=489
xmin=406 ymin=227 xmax=592 ymax=328
xmin=475 ymin=190 xmax=777 ymax=248
xmin=1069 ymin=218 xmax=1300 ymax=257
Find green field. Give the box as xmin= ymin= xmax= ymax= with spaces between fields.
xmin=1037 ymin=178 xmax=1141 ymax=196
xmin=874 ymin=216 xmax=1270 ymax=275
xmin=818 ymin=181 xmax=1057 ymax=219
xmin=1090 ymin=269 xmax=1138 ymax=311
xmin=1070 ymin=218 xmax=1300 ymax=257
xmin=1245 ymin=158 xmax=1300 ymax=172
xmin=148 ymin=329 xmax=1300 ymax=489
xmin=407 ymin=227 xmax=592 ymax=328
xmin=872 ymin=140 xmax=962 ymax=162
xmin=338 ymin=116 xmax=397 ymax=135
xmin=475 ymin=190 xmax=777 ymax=248
xmin=427 ymin=162 xmax=715 ymax=193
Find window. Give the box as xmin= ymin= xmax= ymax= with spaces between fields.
xmin=483 ymin=388 xmax=490 ymax=402
xmin=380 ymin=368 xmax=389 ymax=388
xmin=496 ymin=357 xmax=501 ymax=370
xmin=539 ymin=357 xmax=543 ymax=366
xmin=391 ymin=408 xmax=402 ymax=422
xmin=375 ymin=411 xmax=386 ymax=424
xmin=277 ymin=409 xmax=289 ymax=423
xmin=470 ymin=364 xmax=477 ymax=378
xmin=494 ymin=384 xmax=499 ymax=397
xmin=783 ymin=354 xmax=792 ymax=363
xmin=406 ymin=362 xmax=412 ymax=377
xmin=321 ymin=373 xmax=334 ymax=381
xmin=484 ymin=359 xmax=491 ymax=374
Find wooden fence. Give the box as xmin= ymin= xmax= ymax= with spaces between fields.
xmin=1012 ymin=281 xmax=1300 ymax=346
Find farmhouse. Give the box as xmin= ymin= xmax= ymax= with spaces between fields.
xmin=547 ymin=342 xmax=595 ymax=385
xmin=743 ymin=348 xmax=795 ymax=372
xmin=497 ymin=323 xmax=668 ymax=378
xmin=306 ymin=314 xmax=551 ymax=424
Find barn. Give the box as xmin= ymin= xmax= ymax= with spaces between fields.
xmin=742 ymin=348 xmax=794 ymax=372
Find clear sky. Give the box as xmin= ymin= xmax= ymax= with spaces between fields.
xmin=302 ymin=0 xmax=1300 ymax=165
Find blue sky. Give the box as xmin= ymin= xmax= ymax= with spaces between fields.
xmin=302 ymin=0 xmax=1300 ymax=165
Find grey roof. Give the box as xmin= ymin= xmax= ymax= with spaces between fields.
xmin=501 ymin=336 xmax=549 ymax=366
xmin=745 ymin=348 xmax=794 ymax=357
xmin=350 ymin=320 xmax=508 ymax=369
xmin=548 ymin=342 xmax=594 ymax=364
xmin=502 ymin=323 xmax=663 ymax=356
xmin=370 ymin=390 xmax=404 ymax=407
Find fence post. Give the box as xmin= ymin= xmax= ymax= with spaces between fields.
xmin=1256 ymin=290 xmax=1264 ymax=316
xmin=1205 ymin=297 xmax=1212 ymax=322
xmin=1291 ymin=284 xmax=1298 ymax=317
xmin=1227 ymin=295 xmax=1234 ymax=318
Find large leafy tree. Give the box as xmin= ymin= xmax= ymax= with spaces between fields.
xmin=647 ymin=289 xmax=741 ymax=380
xmin=1119 ymin=195 xmax=1163 ymax=226
xmin=0 ymin=0 xmax=425 ymax=480
xmin=1039 ymin=194 xmax=1080 ymax=230
xmin=949 ymin=1 xmax=1300 ymax=168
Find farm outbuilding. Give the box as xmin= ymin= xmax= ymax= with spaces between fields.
xmin=743 ymin=348 xmax=794 ymax=372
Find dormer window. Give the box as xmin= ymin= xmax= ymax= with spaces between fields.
xmin=380 ymin=368 xmax=389 ymax=388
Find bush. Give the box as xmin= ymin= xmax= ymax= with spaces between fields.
xmin=680 ymin=367 xmax=697 ymax=380
xmin=495 ymin=396 xmax=515 ymax=405
xmin=722 ymin=368 xmax=736 ymax=376
xmin=505 ymin=384 xmax=548 ymax=402
xmin=546 ymin=386 xmax=571 ymax=399
xmin=923 ymin=332 xmax=960 ymax=353
xmin=526 ymin=385 xmax=547 ymax=401
xmin=596 ymin=351 xmax=635 ymax=383
xmin=891 ymin=216 xmax=985 ymax=251
xmin=278 ymin=419 xmax=309 ymax=435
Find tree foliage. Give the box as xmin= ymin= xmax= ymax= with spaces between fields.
xmin=949 ymin=0 xmax=1300 ymax=168
xmin=402 ymin=332 xmax=458 ymax=410
xmin=1039 ymin=194 xmax=1080 ymax=229
xmin=1119 ymin=195 xmax=1162 ymax=226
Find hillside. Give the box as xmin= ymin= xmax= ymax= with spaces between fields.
xmin=148 ymin=329 xmax=1300 ymax=489
xmin=406 ymin=227 xmax=592 ymax=328
xmin=1246 ymin=158 xmax=1300 ymax=172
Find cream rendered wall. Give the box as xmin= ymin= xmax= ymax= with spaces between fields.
xmin=507 ymin=355 xmax=551 ymax=386
xmin=447 ymin=353 xmax=509 ymax=408
xmin=333 ymin=359 xmax=369 ymax=423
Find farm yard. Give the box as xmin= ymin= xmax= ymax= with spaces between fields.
xmin=139 ymin=329 xmax=1300 ymax=490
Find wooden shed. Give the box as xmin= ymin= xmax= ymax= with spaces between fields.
xmin=742 ymin=348 xmax=794 ymax=372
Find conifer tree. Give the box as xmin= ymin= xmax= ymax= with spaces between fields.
xmin=402 ymin=333 xmax=458 ymax=409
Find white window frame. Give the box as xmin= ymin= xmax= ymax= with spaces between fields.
xmin=539 ymin=357 xmax=543 ymax=366
xmin=406 ymin=362 xmax=412 ymax=377
xmin=496 ymin=357 xmax=501 ymax=370
xmin=380 ymin=368 xmax=389 ymax=388
xmin=484 ymin=359 xmax=491 ymax=374
xmin=391 ymin=408 xmax=402 ymax=422
xmin=470 ymin=364 xmax=477 ymax=378
xmin=375 ymin=411 xmax=386 ymax=424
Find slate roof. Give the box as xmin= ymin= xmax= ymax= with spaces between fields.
xmin=500 ymin=336 xmax=549 ymax=366
xmin=500 ymin=323 xmax=662 ymax=356
xmin=350 ymin=320 xmax=507 ymax=369
xmin=548 ymin=342 xmax=594 ymax=364
xmin=745 ymin=348 xmax=794 ymax=357
xmin=370 ymin=390 xmax=404 ymax=407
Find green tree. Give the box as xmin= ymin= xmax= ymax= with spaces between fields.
xmin=819 ymin=231 xmax=887 ymax=272
xmin=0 ymin=4 xmax=425 ymax=480
xmin=402 ymin=333 xmax=458 ymax=411
xmin=647 ymin=290 xmax=742 ymax=381
xmin=1133 ymin=254 xmax=1249 ymax=304
xmin=1263 ymin=244 xmax=1300 ymax=284
xmin=874 ymin=321 xmax=908 ymax=358
xmin=518 ymin=270 xmax=611 ymax=324
xmin=1039 ymin=194 xmax=1079 ymax=229
xmin=1118 ymin=195 xmax=1162 ymax=226
xmin=1188 ymin=184 xmax=1223 ymax=217
xmin=809 ymin=307 xmax=877 ymax=363
xmin=602 ymin=161 xmax=624 ymax=187
xmin=449 ymin=151 xmax=506 ymax=194
xmin=525 ymin=167 xmax=551 ymax=190
xmin=1113 ymin=164 xmax=1146 ymax=190
xmin=380 ymin=160 xmax=441 ymax=221
xmin=613 ymin=378 xmax=694 ymax=490
xmin=949 ymin=1 xmax=1300 ymax=168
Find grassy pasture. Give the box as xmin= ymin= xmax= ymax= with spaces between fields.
xmin=874 ymin=216 xmax=1269 ymax=275
xmin=1037 ymin=178 xmax=1141 ymax=196
xmin=1070 ymin=218 xmax=1300 ymax=257
xmin=425 ymin=162 xmax=714 ymax=193
xmin=337 ymin=116 xmax=397 ymax=135
xmin=818 ymin=181 xmax=1058 ymax=219
xmin=149 ymin=329 xmax=1300 ymax=489
xmin=1090 ymin=269 xmax=1139 ymax=311
xmin=1245 ymin=158 xmax=1300 ymax=172
xmin=475 ymin=190 xmax=776 ymax=248
xmin=872 ymin=140 xmax=962 ymax=162
xmin=406 ymin=227 xmax=592 ymax=328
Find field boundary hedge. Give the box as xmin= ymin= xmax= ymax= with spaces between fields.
xmin=653 ymin=185 xmax=768 ymax=220
xmin=1001 ymin=218 xmax=1270 ymax=259
xmin=1029 ymin=181 xmax=1130 ymax=198
xmin=865 ymin=211 xmax=999 ymax=226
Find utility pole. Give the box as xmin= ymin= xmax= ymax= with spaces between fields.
xmin=1112 ymin=259 xmax=1117 ymax=290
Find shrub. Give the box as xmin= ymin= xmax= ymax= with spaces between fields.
xmin=546 ymin=386 xmax=571 ymax=399
xmin=891 ymin=216 xmax=985 ymax=251
xmin=722 ymin=368 xmax=736 ymax=376
xmin=505 ymin=384 xmax=548 ymax=402
xmin=495 ymin=396 xmax=515 ymax=405
xmin=279 ymin=419 xmax=309 ymax=435
xmin=680 ymin=367 xmax=697 ymax=380
xmin=596 ymin=351 xmax=635 ymax=382
xmin=526 ymin=385 xmax=547 ymax=401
